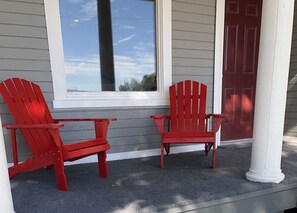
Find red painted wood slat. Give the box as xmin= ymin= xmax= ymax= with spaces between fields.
xmin=199 ymin=84 xmax=207 ymax=132
xmin=31 ymin=82 xmax=54 ymax=123
xmin=177 ymin=81 xmax=184 ymax=132
xmin=184 ymin=80 xmax=191 ymax=131
xmin=1 ymin=79 xmax=42 ymax=154
xmin=13 ymin=78 xmax=52 ymax=153
xmin=192 ymin=81 xmax=199 ymax=131
xmin=169 ymin=84 xmax=177 ymax=132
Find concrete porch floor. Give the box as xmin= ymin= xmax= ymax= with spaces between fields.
xmin=10 ymin=142 xmax=297 ymax=213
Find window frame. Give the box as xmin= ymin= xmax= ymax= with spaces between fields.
xmin=44 ymin=0 xmax=172 ymax=109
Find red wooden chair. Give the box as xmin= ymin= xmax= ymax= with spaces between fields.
xmin=151 ymin=80 xmax=224 ymax=169
xmin=0 ymin=78 xmax=116 ymax=191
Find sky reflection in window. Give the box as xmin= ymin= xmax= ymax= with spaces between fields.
xmin=59 ymin=0 xmax=156 ymax=92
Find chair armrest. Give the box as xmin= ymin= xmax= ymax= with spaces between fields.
xmin=3 ymin=123 xmax=65 ymax=160
xmin=3 ymin=123 xmax=64 ymax=130
xmin=150 ymin=114 xmax=169 ymax=134
xmin=206 ymin=114 xmax=225 ymax=133
xmin=53 ymin=118 xmax=117 ymax=139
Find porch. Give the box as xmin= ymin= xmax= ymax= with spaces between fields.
xmin=11 ymin=142 xmax=297 ymax=213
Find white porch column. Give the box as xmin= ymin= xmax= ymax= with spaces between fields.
xmin=246 ymin=0 xmax=295 ymax=183
xmin=0 ymin=116 xmax=15 ymax=212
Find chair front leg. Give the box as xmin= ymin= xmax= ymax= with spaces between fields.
xmin=48 ymin=129 xmax=68 ymax=191
xmin=212 ymin=148 xmax=216 ymax=169
xmin=94 ymin=120 xmax=108 ymax=139
xmin=97 ymin=151 xmax=108 ymax=178
xmin=212 ymin=136 xmax=216 ymax=169
xmin=9 ymin=128 xmax=19 ymax=166
xmin=160 ymin=143 xmax=165 ymax=169
xmin=204 ymin=143 xmax=208 ymax=156
xmin=53 ymin=149 xmax=68 ymax=191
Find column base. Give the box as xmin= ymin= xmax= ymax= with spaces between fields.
xmin=246 ymin=169 xmax=285 ymax=183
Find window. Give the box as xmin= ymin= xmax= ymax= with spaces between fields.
xmin=45 ymin=0 xmax=172 ymax=108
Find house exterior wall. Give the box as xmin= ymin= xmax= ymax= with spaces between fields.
xmin=0 ymin=0 xmax=216 ymax=162
xmin=284 ymin=4 xmax=297 ymax=142
xmin=0 ymin=0 xmax=53 ymax=160
xmin=172 ymin=0 xmax=215 ymax=112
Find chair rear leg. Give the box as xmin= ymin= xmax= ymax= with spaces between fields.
xmin=46 ymin=165 xmax=54 ymax=170
xmin=212 ymin=148 xmax=216 ymax=169
xmin=164 ymin=143 xmax=170 ymax=155
xmin=53 ymin=151 xmax=68 ymax=191
xmin=160 ymin=143 xmax=164 ymax=169
xmin=204 ymin=143 xmax=208 ymax=156
xmin=98 ymin=151 xmax=108 ymax=178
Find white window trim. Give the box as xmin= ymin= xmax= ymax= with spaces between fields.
xmin=44 ymin=0 xmax=172 ymax=109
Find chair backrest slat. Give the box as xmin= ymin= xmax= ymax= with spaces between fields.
xmin=169 ymin=85 xmax=177 ymax=132
xmin=0 ymin=80 xmax=40 ymax=154
xmin=13 ymin=79 xmax=50 ymax=154
xmin=4 ymin=79 xmax=44 ymax=154
xmin=192 ymin=81 xmax=199 ymax=130
xmin=177 ymin=82 xmax=184 ymax=132
xmin=184 ymin=80 xmax=192 ymax=130
xmin=199 ymin=84 xmax=207 ymax=131
xmin=32 ymin=83 xmax=54 ymax=123
xmin=0 ymin=78 xmax=55 ymax=155
xmin=169 ymin=80 xmax=207 ymax=132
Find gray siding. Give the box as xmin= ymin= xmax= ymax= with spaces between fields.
xmin=0 ymin=0 xmax=51 ymax=161
xmin=0 ymin=0 xmax=216 ymax=162
xmin=172 ymin=0 xmax=216 ymax=113
xmin=284 ymin=4 xmax=297 ymax=139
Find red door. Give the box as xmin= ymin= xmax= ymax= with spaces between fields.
xmin=221 ymin=0 xmax=262 ymax=141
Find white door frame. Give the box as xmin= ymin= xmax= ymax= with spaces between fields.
xmin=214 ymin=0 xmax=225 ymax=146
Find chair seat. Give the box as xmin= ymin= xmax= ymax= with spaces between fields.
xmin=163 ymin=131 xmax=215 ymax=143
xmin=163 ymin=131 xmax=215 ymax=138
xmin=63 ymin=139 xmax=110 ymax=160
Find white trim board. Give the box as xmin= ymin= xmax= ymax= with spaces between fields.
xmin=214 ymin=0 xmax=225 ymax=146
xmin=65 ymin=144 xmax=205 ymax=166
xmin=7 ymin=144 xmax=205 ymax=168
xmin=0 ymin=116 xmax=15 ymax=212
xmin=6 ymin=138 xmax=257 ymax=168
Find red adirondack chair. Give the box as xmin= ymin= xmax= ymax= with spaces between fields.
xmin=0 ymin=78 xmax=116 ymax=191
xmin=151 ymin=80 xmax=224 ymax=169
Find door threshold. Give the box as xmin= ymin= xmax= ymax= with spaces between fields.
xmin=219 ymin=138 xmax=253 ymax=149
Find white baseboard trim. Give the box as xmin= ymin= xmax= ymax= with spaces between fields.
xmin=221 ymin=138 xmax=253 ymax=145
xmin=64 ymin=144 xmax=205 ymax=166
xmin=283 ymin=136 xmax=297 ymax=144
xmin=7 ymin=144 xmax=205 ymax=167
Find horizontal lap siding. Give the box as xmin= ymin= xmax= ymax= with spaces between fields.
xmin=172 ymin=0 xmax=216 ymax=114
xmin=284 ymin=4 xmax=297 ymax=139
xmin=0 ymin=0 xmax=217 ymax=162
xmin=49 ymin=103 xmax=169 ymax=154
xmin=0 ymin=0 xmax=54 ymax=162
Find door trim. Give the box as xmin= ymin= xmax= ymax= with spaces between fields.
xmin=214 ymin=0 xmax=225 ymax=146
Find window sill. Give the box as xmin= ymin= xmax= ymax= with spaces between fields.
xmin=53 ymin=97 xmax=169 ymax=109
